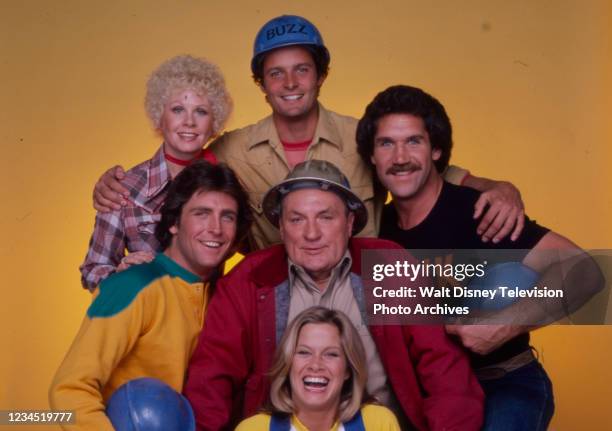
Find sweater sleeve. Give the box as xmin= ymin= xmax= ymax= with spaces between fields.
xmin=49 ymin=290 xmax=146 ymax=431
xmin=361 ymin=404 xmax=402 ymax=430
xmin=235 ymin=413 xmax=271 ymax=431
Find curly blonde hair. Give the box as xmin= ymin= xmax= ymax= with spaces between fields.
xmin=145 ymin=55 xmax=232 ymax=136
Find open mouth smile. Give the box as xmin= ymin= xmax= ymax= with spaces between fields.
xmin=387 ymin=165 xmax=421 ymax=176
xmin=303 ymin=376 xmax=329 ymax=391
xmin=176 ymin=132 xmax=201 ymax=143
xmin=199 ymin=240 xmax=222 ymax=248
xmin=281 ymin=94 xmax=304 ymax=101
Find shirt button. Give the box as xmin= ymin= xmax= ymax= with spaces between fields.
xmin=259 ymin=294 xmax=266 ymax=300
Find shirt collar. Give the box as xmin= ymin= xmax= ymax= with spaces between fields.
xmin=156 ymin=252 xmax=201 ymax=284
xmin=130 ymin=145 xmax=172 ymax=210
xmin=246 ymin=103 xmax=343 ymax=152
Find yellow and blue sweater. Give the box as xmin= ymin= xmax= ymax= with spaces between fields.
xmin=49 ymin=253 xmax=208 ymax=431
xmin=236 ymin=404 xmax=401 ymax=431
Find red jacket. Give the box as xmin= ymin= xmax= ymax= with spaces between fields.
xmin=184 ymin=238 xmax=484 ymax=430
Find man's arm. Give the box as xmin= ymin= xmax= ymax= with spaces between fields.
xmin=462 ymin=173 xmax=525 ymax=244
xmin=93 ymin=166 xmax=130 ymax=212
xmin=445 ymin=165 xmax=525 ymax=243
xmin=93 ymin=135 xmax=227 ymax=213
xmin=447 ymin=232 xmax=604 ymax=354
xmin=49 ymin=291 xmax=145 ymax=430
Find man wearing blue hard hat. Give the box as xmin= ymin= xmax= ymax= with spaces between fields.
xmin=356 ymin=84 xmax=603 ymax=431
xmin=92 ymin=14 xmax=526 ymax=252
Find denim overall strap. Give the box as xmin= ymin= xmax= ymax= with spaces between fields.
xmin=270 ymin=411 xmax=365 ymax=431
xmin=270 ymin=414 xmax=291 ymax=431
xmin=344 ymin=410 xmax=365 ymax=431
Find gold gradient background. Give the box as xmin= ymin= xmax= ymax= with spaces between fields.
xmin=1 ymin=1 xmax=611 ymax=429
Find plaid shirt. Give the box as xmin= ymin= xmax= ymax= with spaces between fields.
xmin=80 ymin=146 xmax=170 ymax=290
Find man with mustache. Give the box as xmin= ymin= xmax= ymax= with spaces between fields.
xmin=356 ymin=85 xmax=597 ymax=431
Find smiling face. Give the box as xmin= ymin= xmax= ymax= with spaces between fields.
xmin=289 ymin=323 xmax=349 ymax=416
xmin=165 ymin=189 xmax=237 ymax=280
xmin=371 ymin=113 xmax=441 ymax=202
xmin=260 ymin=46 xmax=324 ymax=121
xmin=279 ymin=189 xmax=354 ymax=288
xmin=159 ymin=89 xmax=214 ymax=160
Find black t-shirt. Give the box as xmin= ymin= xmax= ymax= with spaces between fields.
xmin=379 ymin=181 xmax=549 ymax=367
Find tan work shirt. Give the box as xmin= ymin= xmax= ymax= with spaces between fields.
xmin=210 ymin=104 xmax=468 ymax=250
xmin=287 ymin=251 xmax=391 ymax=405
xmin=210 ymin=105 xmax=377 ymax=250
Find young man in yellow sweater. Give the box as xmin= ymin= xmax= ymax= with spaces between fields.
xmin=49 ymin=161 xmax=252 ymax=431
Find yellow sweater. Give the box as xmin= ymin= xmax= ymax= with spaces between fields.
xmin=236 ymin=404 xmax=401 ymax=430
xmin=49 ymin=253 xmax=208 ymax=431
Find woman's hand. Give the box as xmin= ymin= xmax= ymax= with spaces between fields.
xmin=117 ymin=251 xmax=155 ymax=272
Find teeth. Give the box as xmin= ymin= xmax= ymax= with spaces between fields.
xmin=282 ymin=95 xmax=302 ymax=101
xmin=202 ymin=241 xmax=221 ymax=248
xmin=304 ymin=377 xmax=328 ymax=385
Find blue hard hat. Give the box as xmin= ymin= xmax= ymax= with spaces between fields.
xmin=106 ymin=378 xmax=195 ymax=431
xmin=251 ymin=15 xmax=330 ymax=74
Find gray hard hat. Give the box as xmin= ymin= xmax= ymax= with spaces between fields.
xmin=262 ymin=160 xmax=368 ymax=235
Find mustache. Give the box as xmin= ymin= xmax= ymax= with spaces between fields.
xmin=386 ymin=163 xmax=422 ymax=175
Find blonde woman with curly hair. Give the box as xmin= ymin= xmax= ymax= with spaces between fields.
xmin=237 ymin=307 xmax=400 ymax=431
xmin=80 ymin=55 xmax=232 ymax=290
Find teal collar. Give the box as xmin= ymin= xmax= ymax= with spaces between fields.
xmin=156 ymin=253 xmax=200 ymax=284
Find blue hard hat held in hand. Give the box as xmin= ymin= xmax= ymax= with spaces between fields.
xmin=251 ymin=15 xmax=330 ymax=74
xmin=106 ymin=377 xmax=195 ymax=431
xmin=465 ymin=262 xmax=540 ymax=311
